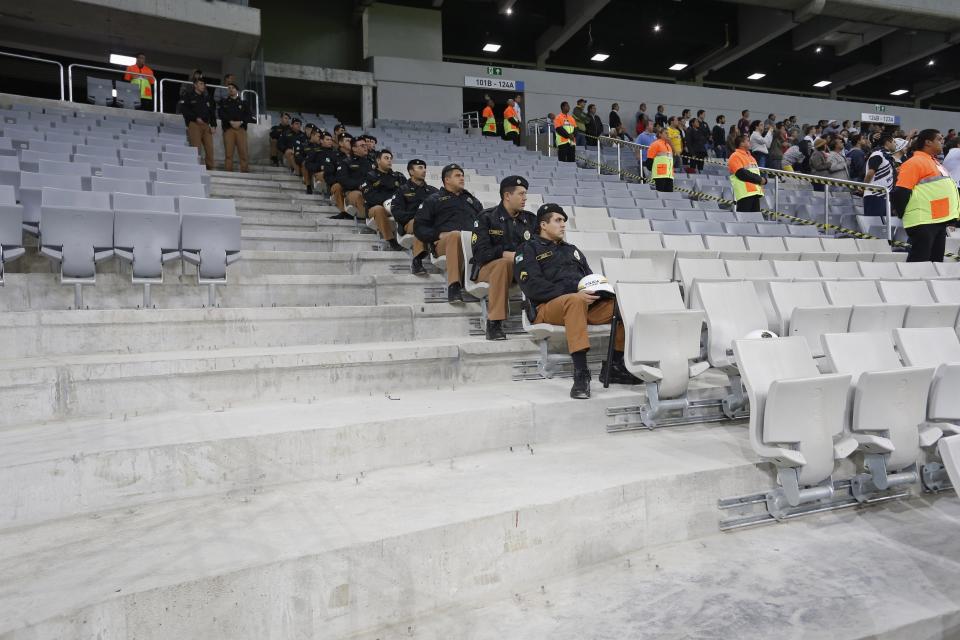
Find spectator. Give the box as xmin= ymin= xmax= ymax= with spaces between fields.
xmin=809 ymin=137 xmax=830 ymax=191
xmin=513 ymin=94 xmax=523 ymax=123
xmin=766 ymin=124 xmax=786 ymax=170
xmin=584 ymin=103 xmax=603 ymax=146
xmin=827 ymin=138 xmax=850 ymax=182
xmin=846 ymin=135 xmax=869 ymax=183
xmin=123 ymin=53 xmax=155 ymax=112
xmin=711 ymin=115 xmax=728 ymax=160
xmin=179 ymin=69 xmax=204 ymax=103
xmin=737 ymin=109 xmax=751 ymax=136
xmin=863 ymin=135 xmax=898 ymax=217
xmin=666 ymin=116 xmax=684 ymax=168
xmin=179 ymin=78 xmax=217 ymax=170
xmin=680 ymin=109 xmax=692 ymax=129
xmin=748 ymin=120 xmax=773 ymax=168
xmin=764 ymin=113 xmax=776 ymax=128
xmin=572 ymin=99 xmax=588 ymax=145
xmin=654 ymin=104 xmax=668 ymax=128
xmin=823 ymin=120 xmax=841 ymax=137
xmin=217 ymin=82 xmax=253 ymax=173
xmin=685 ymin=118 xmax=708 ymax=172
xmin=941 ymin=137 xmax=960 ymax=186
xmin=782 ymin=141 xmax=805 ymax=173
xmin=635 ymin=121 xmax=657 ymax=167
xmin=214 ymin=73 xmax=236 ymax=106
xmin=609 ymin=103 xmax=629 ymax=140
xmin=634 ymin=103 xmax=649 ymax=135
xmin=268 ymin=112 xmax=290 ymax=167
xmin=726 ymin=124 xmax=738 ymax=157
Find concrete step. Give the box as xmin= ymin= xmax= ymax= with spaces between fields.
xmin=0 ymin=271 xmax=450 ymax=310
xmin=0 ymin=305 xmax=474 ymax=359
xmin=211 ymin=187 xmax=322 ymax=202
xmin=369 ymin=493 xmax=960 ymax=640
xmin=240 ymin=229 xmax=387 ymax=253
xmin=0 ymin=337 xmax=536 ymax=429
xmin=0 ymin=381 xmax=643 ymax=528
xmin=0 ymin=425 xmax=772 ymax=639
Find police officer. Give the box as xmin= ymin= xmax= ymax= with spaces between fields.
xmin=278 ymin=118 xmax=307 ymax=174
xmin=392 ymin=159 xmax=438 ymax=276
xmin=298 ymin=128 xmax=323 ymax=194
xmin=515 ymin=204 xmax=635 ymax=399
xmin=217 ymin=82 xmax=253 ymax=173
xmin=304 ymin=130 xmax=336 ymax=195
xmin=471 ymin=175 xmax=537 ymax=340
xmin=179 ymin=78 xmax=218 ymax=170
xmin=331 ymin=138 xmax=374 ymax=220
xmin=269 ymin=112 xmax=290 ymax=166
xmin=361 ymin=149 xmax=405 ymax=250
xmin=414 ymin=163 xmax=483 ymax=302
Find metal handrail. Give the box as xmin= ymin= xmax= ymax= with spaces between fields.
xmin=461 ymin=110 xmax=480 ymax=129
xmin=0 ymin=50 xmax=65 ymax=101
xmin=67 ymin=63 xmax=157 ymax=112
xmin=156 ymin=78 xmax=261 ymax=122
xmin=526 ymin=117 xmax=553 ymax=155
xmin=241 ymin=89 xmax=260 ymax=122
xmin=597 ymin=135 xmax=893 ymax=241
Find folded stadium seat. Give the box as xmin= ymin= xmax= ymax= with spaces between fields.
xmin=89 ymin=176 xmax=148 ymax=196
xmin=112 ymin=192 xmax=177 ymax=212
xmin=878 ymin=280 xmax=960 ymax=328
xmin=816 ymin=237 xmax=867 ymax=262
xmin=820 ymin=331 xmax=936 ymax=498
xmin=657 ymin=191 xmax=687 ymax=202
xmin=546 ymin=196 xmax=573 ymax=207
xmin=816 ymin=260 xmax=862 ymax=278
xmin=0 ymin=156 xmax=21 ymax=195
xmin=19 ymin=173 xmax=84 ymax=235
xmin=573 ymin=195 xmax=605 ymax=207
xmin=934 ymin=262 xmax=960 ymax=278
xmin=650 ymin=219 xmax=690 ymax=235
xmin=155 ymin=169 xmax=205 ymax=185
xmin=674 ymin=209 xmax=706 ymax=223
xmin=697 ymin=200 xmax=723 ymax=210
xmin=122 ymin=158 xmax=165 ymax=171
xmin=38 ymin=159 xmax=92 ymax=178
xmin=612 ymin=219 xmax=653 ymax=233
xmin=28 ymin=140 xmax=73 ymax=155
xmin=823 ymin=279 xmax=905 ymax=332
xmin=100 ymin=164 xmax=151 ymax=181
xmin=688 ymin=220 xmax=725 ymax=236
xmin=0 ymin=138 xmax=16 ymax=157
xmin=786 ymin=224 xmax=820 ymax=237
xmin=772 ymin=260 xmax=820 ymax=278
xmin=859 ymin=261 xmax=901 ymax=279
xmin=114 ymin=206 xmax=181 ymax=303
xmin=704 ymin=235 xmax=753 ymax=260
xmin=605 ymin=197 xmax=637 ymax=209
xmin=563 ymin=230 xmax=623 ymax=267
xmin=733 ymin=211 xmax=765 ymax=224
xmin=723 ymin=222 xmax=758 ymax=237
xmin=575 ymin=187 xmax=603 ymax=195
xmin=0 ymin=184 xmax=25 ymax=282
xmin=733 ymin=335 xmax=856 ymax=512
xmin=896 ymin=261 xmax=939 ymax=279
xmin=643 ymin=210 xmax=676 ymax=221
xmin=768 ymin=281 xmax=852 ymax=356
xmin=755 ymin=224 xmax=789 ymax=237
xmin=119 ymin=149 xmax=160 ymax=162
xmin=691 ymin=280 xmax=770 ymax=371
xmin=615 ymin=281 xmax=709 ymax=425
xmin=124 ymin=141 xmax=163 ymax=152
xmin=569 ymin=216 xmax=614 ymax=231
xmin=784 ymin=236 xmax=838 ymax=261
xmin=152 ymin=182 xmax=207 ymax=198
xmin=19 ymin=149 xmax=72 ymax=172
xmin=704 ymin=210 xmax=737 ymax=224
xmin=602 ymin=182 xmax=629 ymax=192
xmin=45 ymin=132 xmax=83 ymax=145
xmin=601 ymin=257 xmax=663 ymax=284
xmin=676 ymin=257 xmax=728 ymax=294
xmin=84 ymin=136 xmax=121 ymax=147
xmin=631 ymin=188 xmax=658 ymax=200
xmin=725 ymin=258 xmax=775 ymax=279
xmin=662 ymin=235 xmax=716 ymax=266
xmin=162 ymin=152 xmax=201 ymax=165
xmin=525 ymin=193 xmax=544 ymax=209
xmin=668 ymin=201 xmax=698 ymax=212
xmin=75 ymin=144 xmax=120 ymax=159
xmin=856 ymin=238 xmax=905 ymax=262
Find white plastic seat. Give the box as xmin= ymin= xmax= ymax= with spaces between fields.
xmin=768 ymin=281 xmax=851 ymax=356
xmin=676 ymin=257 xmax=727 ymax=294
xmin=90 ymin=176 xmax=149 ymax=195
xmin=704 ymin=234 xmax=751 ymax=260
xmin=114 ymin=209 xmax=181 ymax=281
xmin=858 ymin=261 xmax=900 ymax=279
xmin=38 ymin=159 xmax=92 ymax=177
xmin=771 ymin=260 xmax=819 ymax=278
xmin=897 ymin=261 xmax=938 ymax=279
xmin=570 ymin=216 xmax=614 ymax=231
xmin=878 ymin=280 xmax=960 ymax=328
xmin=601 ymin=257 xmax=663 ymax=284
xmin=38 ymin=189 xmax=114 ymax=281
xmin=744 ymin=236 xmax=794 ymax=261
xmin=734 ymin=336 xmax=855 ymax=507
xmin=564 ymin=230 xmax=619 ymax=250
xmin=461 ymin=230 xmax=488 ymax=300
xmin=824 ymin=279 xmax=906 ymax=332
xmin=691 ymin=280 xmax=769 ymax=371
xmin=18 ymin=173 xmax=83 ymax=234
xmin=152 ymin=181 xmax=207 ymax=198
xmin=612 ymin=219 xmax=652 ymax=233
xmin=934 ymin=261 xmax=960 ymax=278
xmin=816 ymin=261 xmax=861 ymax=278
xmin=819 ymin=237 xmax=872 ymax=262
xmin=783 ymin=236 xmax=838 ymax=261
xmin=0 ymin=184 xmax=25 ymax=282
xmin=178 ymin=197 xmax=236 ymax=216
xmin=180 ymin=214 xmax=241 ymax=282
xmin=112 ymin=192 xmax=177 ymax=213
xmin=724 ymin=259 xmax=774 ymax=279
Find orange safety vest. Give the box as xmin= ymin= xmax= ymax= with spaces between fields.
xmin=124 ymin=64 xmax=155 ymax=99
xmin=503 ymin=105 xmax=519 ymax=135
xmin=482 ymin=106 xmax=496 ymax=133
xmin=553 ymin=113 xmax=576 ymax=146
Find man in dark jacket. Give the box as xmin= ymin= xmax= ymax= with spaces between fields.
xmin=304 ymin=130 xmax=336 ymax=195
xmin=278 ymin=118 xmax=307 ymax=175
xmin=711 ymin=115 xmax=727 ymax=160
xmin=392 ymin=159 xmax=438 ymax=275
xmin=180 ymin=78 xmax=217 ymax=170
xmin=584 ymin=104 xmax=603 ymax=147
xmin=361 ymin=149 xmax=405 ymax=250
xmin=414 ymin=163 xmax=483 ymax=302
xmin=269 ymin=112 xmax=290 ymax=166
xmin=330 ymin=138 xmax=373 ymax=220
xmin=515 ymin=204 xmax=630 ymax=398
xmin=217 ymin=82 xmax=253 ymax=173
xmin=685 ymin=118 xmax=709 ymax=173
xmin=471 ymin=175 xmax=537 ymax=340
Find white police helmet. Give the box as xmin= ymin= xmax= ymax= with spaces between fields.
xmin=744 ymin=329 xmax=778 ymax=339
xmin=577 ymin=274 xmax=616 ymax=299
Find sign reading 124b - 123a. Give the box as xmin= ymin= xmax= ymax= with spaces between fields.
xmin=465 ymin=76 xmax=525 ymax=92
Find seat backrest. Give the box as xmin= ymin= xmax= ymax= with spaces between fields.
xmin=114 ymin=210 xmax=181 ymax=279
xmin=571 ymin=206 xmax=608 ymax=219
xmin=858 ymin=261 xmax=900 ymax=279
xmin=769 ymin=280 xmax=831 ymax=321
xmin=692 ymin=280 xmax=769 ymax=369
xmin=20 ymin=172 xmax=82 ymax=191
xmin=820 ymin=237 xmax=858 ymax=253
xmin=816 ymin=261 xmax=861 ymax=278
xmin=771 ymin=260 xmax=819 ymax=278
xmin=856 ymin=238 xmax=890 ymax=253
xmin=725 ymin=222 xmax=758 ymax=236
xmin=662 ymin=235 xmax=705 ymax=251
xmin=38 ymin=159 xmax=91 ymax=177
xmin=724 ymin=259 xmax=774 ymax=278
xmin=177 ymin=196 xmax=236 ymax=216
xmin=821 ymin=330 xmax=906 ymax=381
xmin=90 ymin=176 xmax=149 ymax=195
xmin=618 ymin=232 xmax=663 ymax=251
xmin=688 ymin=221 xmax=725 ymax=235
xmin=894 ymin=327 xmax=960 ymax=366
xmin=112 ymin=192 xmax=177 ymax=213
xmin=650 ymin=220 xmax=690 ymax=234
xmin=571 ymin=216 xmax=614 ymax=231
xmin=823 ymin=279 xmax=882 ymax=305
xmin=676 ymin=257 xmax=726 ymax=292
xmin=877 ymin=279 xmax=935 ymax=304
xmin=100 ymin=164 xmax=151 ymax=180
xmin=897 ymin=261 xmax=938 ymax=279
xmin=564 ymin=230 xmax=619 ymax=249
xmin=703 ymin=235 xmax=747 ymax=251
xmin=153 ymin=181 xmax=207 ymax=197
xmin=784 ymin=237 xmax=825 ymax=253
xmin=615 ymin=281 xmax=685 ymax=317
xmin=744 ymin=236 xmax=786 ymax=252
xmin=929 ymin=279 xmax=960 ymax=303
xmin=41 ymin=187 xmax=110 ymax=210
xmin=601 ymin=257 xmax=660 ymax=284
xmin=787 ymin=224 xmax=820 ymax=237
xmin=612 ymin=219 xmax=652 ymax=233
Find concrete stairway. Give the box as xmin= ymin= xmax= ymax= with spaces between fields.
xmin=1 ymin=164 xmax=958 ymax=639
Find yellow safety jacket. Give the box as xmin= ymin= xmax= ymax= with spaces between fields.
xmin=903 ymin=175 xmax=960 ymax=229
xmin=482 ymin=107 xmax=496 ymax=134
xmin=651 ymin=152 xmax=674 ymax=180
xmin=554 ymin=113 xmax=575 ymax=147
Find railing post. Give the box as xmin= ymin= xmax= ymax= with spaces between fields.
xmin=68 ymin=64 xmax=75 ymax=103
xmin=885 ymin=190 xmax=893 ymax=242
xmin=616 ymin=142 xmax=621 ymax=175
xmin=824 ymin=184 xmax=830 ymax=230
xmin=596 ymin=139 xmax=601 ymax=175
xmin=774 ymin=174 xmax=779 ymax=215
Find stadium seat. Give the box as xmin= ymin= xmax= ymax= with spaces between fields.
xmin=19 ymin=172 xmax=84 ymax=235
xmin=877 ymin=280 xmax=960 ymax=328
xmin=601 ymin=257 xmax=663 ymax=284
xmin=767 ymin=281 xmax=851 ymax=356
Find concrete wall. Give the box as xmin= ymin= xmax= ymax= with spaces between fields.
xmin=371 ymin=55 xmax=960 ymax=130
xmin=363 ymin=4 xmax=442 ymax=61
xmin=253 ymin=0 xmax=362 ymax=71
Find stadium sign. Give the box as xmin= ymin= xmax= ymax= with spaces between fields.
xmin=861 ymin=112 xmax=900 ymax=125
xmin=465 ymin=76 xmax=525 ymax=92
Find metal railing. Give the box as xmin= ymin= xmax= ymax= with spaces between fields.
xmin=157 ymin=78 xmax=261 ymax=122
xmin=596 ymin=135 xmax=893 ymax=241
xmin=526 ymin=117 xmax=553 ymax=156
xmin=67 ymin=63 xmax=157 ymax=111
xmin=0 ymin=50 xmax=64 ymax=101
xmin=460 ymin=111 xmax=480 ymax=129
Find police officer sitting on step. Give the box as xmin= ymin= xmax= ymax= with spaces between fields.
xmin=361 ymin=149 xmax=405 ymax=250
xmin=278 ymin=118 xmax=306 ymax=174
xmin=268 ymin=113 xmax=290 ymax=167
xmin=414 ymin=163 xmax=483 ymax=303
xmin=515 ymin=204 xmax=638 ymax=399
xmin=330 ymin=138 xmax=373 ymax=220
xmin=391 ymin=159 xmax=438 ymax=276
xmin=304 ymin=130 xmax=336 ymax=196
xmin=471 ymin=175 xmax=537 ymax=340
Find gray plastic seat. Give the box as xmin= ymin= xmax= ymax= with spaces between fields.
xmin=39 ymin=189 xmax=114 ymax=281
xmin=114 ymin=209 xmax=181 ymax=280
xmin=691 ymin=280 xmax=769 ymax=371
xmin=676 ymin=257 xmax=727 ymax=293
xmin=601 ymin=257 xmax=662 ymax=284
xmin=0 ymin=184 xmax=25 ymax=282
xmin=177 ymin=197 xmax=236 ymax=216
xmin=756 ymin=224 xmax=789 ymax=237
xmin=180 ymin=213 xmax=242 ymax=281
xmin=650 ymin=220 xmax=690 ymax=235
xmin=724 ymin=222 xmax=758 ymax=236
xmin=90 ymin=176 xmax=149 ymax=195
xmin=787 ymin=224 xmax=820 ymax=237
xmin=19 ymin=173 xmax=84 ymax=234
xmin=878 ymin=280 xmax=960 ymax=328
xmin=688 ymin=220 xmax=725 ymax=235
xmin=38 ymin=159 xmax=92 ymax=177
xmin=112 ymin=192 xmax=177 ymax=212
xmin=735 ymin=211 xmax=765 ymax=224
xmin=119 ymin=149 xmax=159 ymax=162
xmin=768 ymin=281 xmax=851 ymax=355
xmin=153 ymin=182 xmax=207 ymax=198
xmin=100 ymin=164 xmax=152 ymax=181
xmin=122 ymin=158 xmax=165 ymax=170
xmin=155 ymin=169 xmax=204 ymax=184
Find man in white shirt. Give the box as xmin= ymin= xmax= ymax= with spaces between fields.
xmin=513 ymin=94 xmax=522 ymax=123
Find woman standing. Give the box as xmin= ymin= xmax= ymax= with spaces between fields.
xmin=748 ymin=120 xmax=773 ymax=168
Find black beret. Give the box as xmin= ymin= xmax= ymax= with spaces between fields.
xmin=407 ymin=158 xmax=427 ymax=170
xmin=500 ymin=175 xmax=529 ymax=193
xmin=441 ymin=163 xmax=463 ymax=180
xmin=536 ymin=203 xmax=568 ymax=223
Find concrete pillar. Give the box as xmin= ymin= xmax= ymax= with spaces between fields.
xmin=362 ymin=85 xmax=374 ymax=130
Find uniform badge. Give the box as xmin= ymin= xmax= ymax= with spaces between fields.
xmin=467 ymin=197 xmax=474 ymax=204
xmin=523 ymin=230 xmax=531 ymax=240
xmin=574 ymin=250 xmax=581 ymax=261
xmin=515 ymin=254 xmax=523 ymax=263
xmin=519 ymin=270 xmax=528 ymax=281
xmin=474 ymin=220 xmax=479 ymax=228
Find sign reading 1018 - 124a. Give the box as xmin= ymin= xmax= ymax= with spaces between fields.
xmin=465 ymin=76 xmax=525 ymax=92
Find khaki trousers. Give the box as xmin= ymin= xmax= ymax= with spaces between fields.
xmin=369 ymin=205 xmax=394 ymax=240
xmin=223 ymin=127 xmax=249 ymax=172
xmin=269 ymin=138 xmax=278 ymax=159
xmin=330 ymin=184 xmax=347 ymax=211
xmin=477 ymin=257 xmax=515 ymax=321
xmin=404 ymin=221 xmax=426 ymax=256
xmin=187 ymin=121 xmax=214 ymax=170
xmin=534 ymin=295 xmax=624 ymax=354
xmin=435 ymin=231 xmax=464 ymax=285
xmin=345 ymin=191 xmax=366 ymax=217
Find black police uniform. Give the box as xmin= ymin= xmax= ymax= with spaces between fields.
xmin=470 ymin=204 xmax=537 ymax=280
xmin=335 ymin=154 xmax=375 ymax=192
xmin=327 ymin=150 xmax=350 ymax=187
xmin=278 ymin=127 xmax=306 ymax=155
xmin=179 ymin=90 xmax=217 ymax=126
xmin=514 ymin=234 xmax=592 ymax=308
xmin=269 ymin=121 xmax=289 ymax=164
xmin=217 ymin=96 xmax=252 ymax=129
xmin=413 ymin=188 xmax=483 ymax=244
xmin=361 ymin=168 xmax=405 ymax=209
xmin=392 ymin=179 xmax=438 ymax=230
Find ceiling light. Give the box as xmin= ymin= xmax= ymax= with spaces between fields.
xmin=813 ymin=80 xmax=831 ymax=88
xmin=505 ymin=7 xmax=512 ymax=15
xmin=890 ymin=89 xmax=908 ymax=96
xmin=928 ymin=59 xmax=935 ymax=66
xmin=815 ymin=46 xmax=822 ymax=53
xmin=482 ymin=43 xmax=501 ymax=53
xmin=669 ymin=63 xmax=688 ymax=71
xmin=109 ymin=53 xmax=137 ymax=66
xmin=591 ymin=53 xmax=610 ymax=62
xmin=653 ymin=24 xmax=661 ymax=32
xmin=747 ymin=73 xmax=765 ymax=80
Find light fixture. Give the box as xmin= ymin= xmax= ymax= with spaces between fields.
xmin=109 ymin=53 xmax=136 ymax=66
xmin=928 ymin=59 xmax=935 ymax=66
xmin=813 ymin=80 xmax=832 ymax=88
xmin=890 ymin=89 xmax=908 ymax=96
xmin=747 ymin=73 xmax=765 ymax=80
xmin=653 ymin=24 xmax=661 ymax=32
xmin=815 ymin=46 xmax=822 ymax=53
xmin=482 ymin=43 xmax=501 ymax=53
xmin=669 ymin=63 xmax=688 ymax=71
xmin=591 ymin=53 xmax=610 ymax=62
xmin=506 ymin=7 xmax=512 ymax=15
xmin=111 ymin=88 xmax=117 ymax=98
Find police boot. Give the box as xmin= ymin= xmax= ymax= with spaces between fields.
xmin=270 ymin=156 xmax=278 ymax=167
xmin=570 ymin=368 xmax=591 ymax=399
xmin=600 ymin=359 xmax=643 ymax=386
xmin=411 ymin=253 xmax=428 ymax=276
xmin=306 ymin=184 xmax=313 ymax=195
xmin=447 ymin=282 xmax=464 ymax=304
xmin=485 ymin=319 xmax=506 ymax=341
xmin=329 ymin=211 xmax=352 ymax=220
xmin=387 ymin=238 xmax=403 ymax=251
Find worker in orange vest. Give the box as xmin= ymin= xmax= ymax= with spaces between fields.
xmin=728 ymin=134 xmax=768 ymax=212
xmin=123 ymin=53 xmax=155 ymax=111
xmin=645 ymin=127 xmax=676 ymax=192
xmin=553 ymin=101 xmax=577 ymax=162
xmin=502 ymin=98 xmax=521 ymax=146
xmin=481 ymin=97 xmax=497 ymax=137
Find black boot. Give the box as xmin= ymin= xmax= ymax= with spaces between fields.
xmin=306 ymin=183 xmax=313 ymax=195
xmin=270 ymin=156 xmax=278 ymax=167
xmin=329 ymin=211 xmax=352 ymax=220
xmin=411 ymin=253 xmax=427 ymax=276
xmin=447 ymin=282 xmax=463 ymax=304
xmin=387 ymin=238 xmax=403 ymax=251
xmin=570 ymin=368 xmax=592 ymax=399
xmin=600 ymin=359 xmax=643 ymax=385
xmin=486 ymin=319 xmax=506 ymax=341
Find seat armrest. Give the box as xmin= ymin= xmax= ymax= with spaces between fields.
xmin=834 ymin=436 xmax=858 ymax=460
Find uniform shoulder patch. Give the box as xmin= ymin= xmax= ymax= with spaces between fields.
xmin=515 ymin=254 xmax=524 ymax=263
xmin=573 ymin=249 xmax=581 ymax=261
xmin=523 ymin=230 xmax=531 ymax=240
xmin=536 ymin=251 xmax=553 ymax=261
xmin=519 ymin=270 xmax=528 ymax=282
xmin=474 ymin=220 xmax=479 ymax=228
xmin=471 ymin=232 xmax=478 ymax=244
